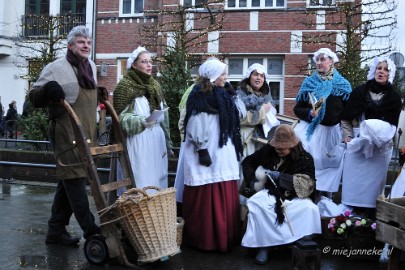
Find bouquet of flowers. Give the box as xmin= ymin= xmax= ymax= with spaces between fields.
xmin=327 ymin=210 xmax=377 ymax=236
xmin=327 ymin=211 xmax=383 ymax=260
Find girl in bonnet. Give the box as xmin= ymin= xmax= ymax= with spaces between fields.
xmin=113 ymin=46 xmax=173 ymax=192
xmin=341 ymin=56 xmax=401 ymax=216
xmin=293 ymin=48 xmax=352 ymax=200
xmin=180 ymin=58 xmax=243 ymax=252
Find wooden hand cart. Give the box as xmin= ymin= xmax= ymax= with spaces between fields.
xmin=63 ymin=99 xmax=140 ymax=268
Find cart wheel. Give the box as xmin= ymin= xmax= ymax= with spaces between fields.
xmin=84 ymin=235 xmax=109 ymax=266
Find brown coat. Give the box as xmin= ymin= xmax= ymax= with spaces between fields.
xmin=30 ymin=57 xmax=97 ymax=180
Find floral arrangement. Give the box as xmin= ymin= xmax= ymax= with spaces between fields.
xmin=327 ymin=210 xmax=377 ymax=236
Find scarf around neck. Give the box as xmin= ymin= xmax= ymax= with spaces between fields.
xmin=296 ymin=69 xmax=352 ymax=140
xmin=66 ymin=49 xmax=96 ymax=89
xmin=113 ymin=69 xmax=162 ymax=115
xmin=341 ymin=79 xmax=402 ymax=126
xmin=184 ymin=84 xmax=243 ymax=160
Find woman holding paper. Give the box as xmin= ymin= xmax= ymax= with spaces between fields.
xmin=293 ymin=48 xmax=351 ymax=198
xmin=341 ymin=56 xmax=401 ymax=213
xmin=236 ymin=63 xmax=280 ymax=227
xmin=113 ymin=46 xmax=173 ymax=190
xmin=236 ymin=63 xmax=279 ymax=157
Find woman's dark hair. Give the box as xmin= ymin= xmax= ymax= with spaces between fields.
xmin=239 ymin=76 xmax=270 ymax=95
xmin=196 ymin=76 xmax=214 ymax=93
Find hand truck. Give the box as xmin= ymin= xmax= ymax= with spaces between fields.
xmin=63 ymin=99 xmax=140 ymax=268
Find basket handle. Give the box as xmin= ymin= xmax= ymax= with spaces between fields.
xmin=123 ymin=186 xmax=162 ymax=202
xmin=142 ymin=186 xmax=161 ymax=193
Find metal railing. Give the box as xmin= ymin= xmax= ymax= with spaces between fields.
xmin=0 ymin=137 xmax=51 ymax=150
xmin=21 ymin=14 xmax=85 ymax=38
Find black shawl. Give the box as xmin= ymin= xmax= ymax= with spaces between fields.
xmin=184 ymin=84 xmax=243 ymax=160
xmin=341 ymin=79 xmax=402 ymax=126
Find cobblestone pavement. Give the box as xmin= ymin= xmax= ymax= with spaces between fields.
xmin=0 ymin=181 xmax=385 ymax=270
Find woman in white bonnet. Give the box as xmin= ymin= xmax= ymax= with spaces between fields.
xmin=293 ymin=48 xmax=351 ymax=200
xmin=113 ymin=46 xmax=173 ymax=191
xmin=180 ymin=58 xmax=243 ymax=252
xmin=236 ymin=63 xmax=280 ymax=227
xmin=237 ymin=63 xmax=279 ymax=158
xmin=341 ymin=56 xmax=402 ymax=217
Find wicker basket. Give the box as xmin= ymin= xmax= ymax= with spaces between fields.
xmin=176 ymin=217 xmax=184 ymax=247
xmin=115 ymin=186 xmax=179 ymax=263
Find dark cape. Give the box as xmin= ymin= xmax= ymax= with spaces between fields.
xmin=341 ymin=79 xmax=402 ymax=126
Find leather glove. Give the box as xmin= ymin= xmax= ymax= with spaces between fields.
xmin=141 ymin=119 xmax=156 ymax=129
xmin=45 ymin=81 xmax=65 ymax=102
xmin=266 ymin=170 xmax=280 ymax=182
xmin=198 ymin=149 xmax=212 ymax=167
xmin=98 ymin=86 xmax=108 ymax=102
xmin=224 ymin=82 xmax=236 ymax=96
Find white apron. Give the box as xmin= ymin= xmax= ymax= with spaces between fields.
xmin=342 ymin=119 xmax=395 ymax=208
xmin=242 ymin=189 xmax=321 ymax=247
xmin=391 ymin=163 xmax=405 ymax=198
xmin=117 ymin=97 xmax=168 ymax=195
xmin=294 ymin=121 xmax=344 ymax=192
xmin=174 ymin=142 xmax=186 ymax=202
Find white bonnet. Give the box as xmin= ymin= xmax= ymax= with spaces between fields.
xmin=198 ymin=59 xmax=227 ymax=82
xmin=313 ymin=48 xmax=339 ymax=63
xmin=245 ymin=63 xmax=267 ymax=79
xmin=126 ymin=46 xmax=148 ymax=70
xmin=367 ymin=56 xmax=396 ymax=84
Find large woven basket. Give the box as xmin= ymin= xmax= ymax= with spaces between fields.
xmin=115 ymin=186 xmax=179 ymax=263
xmin=176 ymin=217 xmax=184 ymax=247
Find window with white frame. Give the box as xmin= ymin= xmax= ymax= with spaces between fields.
xmin=226 ymin=0 xmax=285 ymax=9
xmin=183 ymin=0 xmax=207 ymax=8
xmin=120 ymin=0 xmax=144 ymax=17
xmin=226 ymin=57 xmax=284 ymax=113
xmin=308 ymin=0 xmax=335 ymax=7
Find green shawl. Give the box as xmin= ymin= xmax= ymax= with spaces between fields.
xmin=113 ymin=68 xmax=162 ymax=115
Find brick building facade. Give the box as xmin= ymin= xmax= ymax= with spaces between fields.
xmin=94 ymin=0 xmax=358 ymax=116
xmin=0 ymin=0 xmax=358 ymax=118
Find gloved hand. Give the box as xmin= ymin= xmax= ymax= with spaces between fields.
xmin=224 ymin=82 xmax=236 ymax=96
xmin=266 ymin=170 xmax=280 ymax=182
xmin=98 ymin=86 xmax=108 ymax=102
xmin=141 ymin=119 xmax=156 ymax=129
xmin=45 ymin=81 xmax=65 ymax=102
xmin=198 ymin=149 xmax=212 ymax=167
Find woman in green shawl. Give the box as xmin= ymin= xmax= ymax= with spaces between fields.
xmin=113 ymin=46 xmax=173 ymax=193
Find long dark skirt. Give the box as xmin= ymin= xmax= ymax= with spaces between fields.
xmin=182 ymin=180 xmax=241 ymax=252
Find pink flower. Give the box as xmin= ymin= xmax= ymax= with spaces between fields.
xmin=330 ymin=218 xmax=336 ymax=225
xmin=371 ymin=223 xmax=377 ymax=230
xmin=344 ymin=210 xmax=351 ymax=217
xmin=355 ymin=221 xmax=362 ymax=227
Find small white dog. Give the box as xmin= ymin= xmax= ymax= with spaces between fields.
xmin=254 ymin=165 xmax=271 ymax=192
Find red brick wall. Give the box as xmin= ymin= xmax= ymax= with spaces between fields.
xmin=94 ymin=0 xmax=356 ymax=117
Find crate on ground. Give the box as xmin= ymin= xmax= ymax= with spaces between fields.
xmin=376 ymin=195 xmax=405 ymax=251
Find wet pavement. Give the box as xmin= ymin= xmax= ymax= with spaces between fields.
xmin=0 ymin=181 xmax=386 ymax=270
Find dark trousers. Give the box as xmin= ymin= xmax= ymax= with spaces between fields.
xmin=47 ymin=177 xmax=100 ymax=239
